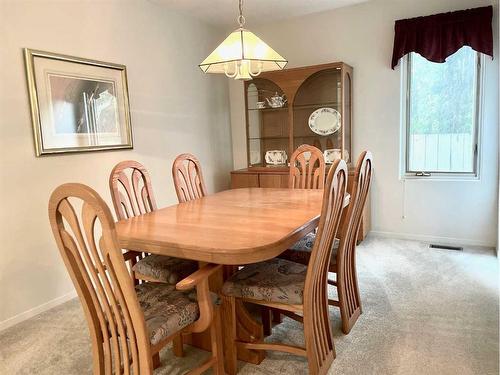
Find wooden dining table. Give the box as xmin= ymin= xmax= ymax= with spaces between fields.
xmin=116 ymin=187 xmax=350 ymax=371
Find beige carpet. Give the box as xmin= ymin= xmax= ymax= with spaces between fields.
xmin=0 ymin=237 xmax=498 ymax=374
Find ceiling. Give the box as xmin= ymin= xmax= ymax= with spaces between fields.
xmin=152 ymin=0 xmax=369 ymax=28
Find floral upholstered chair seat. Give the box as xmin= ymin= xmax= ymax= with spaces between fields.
xmin=221 ymin=258 xmax=308 ymax=305
xmin=132 ymin=254 xmax=199 ymax=284
xmin=279 ymin=232 xmax=340 ymax=267
xmin=135 ymin=282 xmax=199 ymax=345
xmin=135 ymin=282 xmax=218 ymax=345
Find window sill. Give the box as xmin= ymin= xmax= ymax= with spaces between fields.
xmin=401 ymin=173 xmax=480 ymax=182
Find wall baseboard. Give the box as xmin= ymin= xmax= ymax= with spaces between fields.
xmin=0 ymin=290 xmax=77 ymax=332
xmin=369 ymin=230 xmax=495 ymax=249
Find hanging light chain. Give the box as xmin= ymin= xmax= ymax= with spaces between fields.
xmin=237 ymin=0 xmax=245 ymax=27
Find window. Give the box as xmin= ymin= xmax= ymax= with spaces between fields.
xmin=404 ymin=47 xmax=481 ymax=177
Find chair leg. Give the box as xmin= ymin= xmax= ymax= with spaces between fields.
xmin=352 ymin=247 xmax=362 ymax=315
xmin=272 ymin=309 xmax=283 ymax=324
xmin=261 ymin=307 xmax=272 ymax=336
xmin=91 ymin=331 xmax=105 ymax=375
xmin=303 ymin=295 xmax=336 ymax=374
xmin=337 ymin=245 xmax=362 ymax=334
xmin=221 ymin=295 xmax=238 ymax=375
xmin=338 ymin=279 xmax=361 ymax=334
xmin=172 ymin=334 xmax=184 ymax=357
xmin=152 ymin=352 xmax=161 ymax=369
xmin=211 ymin=306 xmax=225 ymax=375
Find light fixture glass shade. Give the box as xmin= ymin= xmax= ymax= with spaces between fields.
xmin=199 ymin=28 xmax=287 ymax=79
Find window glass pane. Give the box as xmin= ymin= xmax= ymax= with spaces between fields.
xmin=408 ymin=47 xmax=477 ymax=173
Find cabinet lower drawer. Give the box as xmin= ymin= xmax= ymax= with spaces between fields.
xmin=259 ymin=174 xmax=288 ymax=188
xmin=230 ymin=173 xmax=259 ymax=189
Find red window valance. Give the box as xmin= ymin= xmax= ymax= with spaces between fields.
xmin=391 ymin=6 xmax=493 ymax=69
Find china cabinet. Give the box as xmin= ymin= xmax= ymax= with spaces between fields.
xmin=230 ymin=62 xmax=371 ymax=241
xmin=244 ymin=62 xmax=352 ymax=166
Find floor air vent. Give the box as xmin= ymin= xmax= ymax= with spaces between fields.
xmin=429 ymin=244 xmax=463 ymax=251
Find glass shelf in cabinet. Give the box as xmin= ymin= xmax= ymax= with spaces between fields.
xmin=293 ymin=134 xmax=341 ymax=138
xmin=292 ymin=102 xmax=340 ymax=110
xmin=248 ymin=107 xmax=288 ymax=112
xmin=249 ymin=136 xmax=289 ymax=140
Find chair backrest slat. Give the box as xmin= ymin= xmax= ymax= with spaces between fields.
xmin=302 ymin=159 xmax=348 ymax=372
xmin=289 ymin=145 xmax=326 ymax=189
xmin=49 ymin=183 xmax=152 ymax=374
xmin=336 ymin=151 xmax=373 ymax=317
xmin=109 ymin=161 xmax=157 ymax=221
xmin=172 ymin=153 xmax=208 ymax=203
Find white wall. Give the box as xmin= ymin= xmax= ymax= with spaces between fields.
xmin=229 ymin=0 xmax=499 ymax=247
xmin=0 ymin=0 xmax=233 ymax=327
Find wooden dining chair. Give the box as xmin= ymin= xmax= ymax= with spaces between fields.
xmin=110 ymin=161 xmax=199 ymax=357
xmin=261 ymin=144 xmax=327 ymax=331
xmin=48 ymin=183 xmax=224 ymax=374
xmin=280 ymin=151 xmax=374 ymax=334
xmin=289 ymin=144 xmax=326 ymax=190
xmin=172 ymin=153 xmax=208 ymax=203
xmin=261 ymin=144 xmax=327 ymax=334
xmin=109 ymin=160 xmax=198 ymax=285
xmin=220 ymin=159 xmax=348 ymax=375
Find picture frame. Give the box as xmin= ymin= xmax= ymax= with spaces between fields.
xmin=24 ymin=48 xmax=133 ymax=156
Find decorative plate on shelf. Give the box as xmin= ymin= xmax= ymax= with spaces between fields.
xmin=308 ymin=107 xmax=341 ymax=136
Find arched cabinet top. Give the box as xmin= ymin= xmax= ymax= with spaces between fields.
xmin=247 ymin=62 xmax=349 ymax=103
xmin=243 ymin=62 xmax=353 ymax=168
xmin=293 ymin=68 xmax=342 ymax=107
xmin=246 ymin=78 xmax=286 ymax=110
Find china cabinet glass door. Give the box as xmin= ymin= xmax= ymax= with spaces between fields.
xmin=246 ymin=79 xmax=289 ymax=166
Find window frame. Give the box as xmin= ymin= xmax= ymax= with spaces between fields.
xmin=401 ymin=50 xmax=483 ymax=180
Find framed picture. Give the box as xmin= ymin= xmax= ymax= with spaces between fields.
xmin=24 ymin=49 xmax=133 ymax=156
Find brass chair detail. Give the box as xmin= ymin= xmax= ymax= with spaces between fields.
xmin=220 ymin=159 xmax=348 ymax=375
xmin=48 ymin=183 xmax=224 ymax=374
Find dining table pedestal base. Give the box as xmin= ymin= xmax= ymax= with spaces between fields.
xmin=235 ymin=300 xmax=266 ymax=365
xmin=184 ymin=265 xmax=266 ymax=373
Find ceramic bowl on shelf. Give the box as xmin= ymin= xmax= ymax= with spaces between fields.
xmin=265 ymin=150 xmax=287 ymax=165
xmin=324 ymin=148 xmax=349 ymax=164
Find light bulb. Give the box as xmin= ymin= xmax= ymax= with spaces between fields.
xmin=234 ymin=60 xmax=252 ymax=80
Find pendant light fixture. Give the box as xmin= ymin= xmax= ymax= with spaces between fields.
xmin=199 ymin=0 xmax=287 ymax=80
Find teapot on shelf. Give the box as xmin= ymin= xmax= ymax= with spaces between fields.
xmin=266 ymin=92 xmax=287 ymax=108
